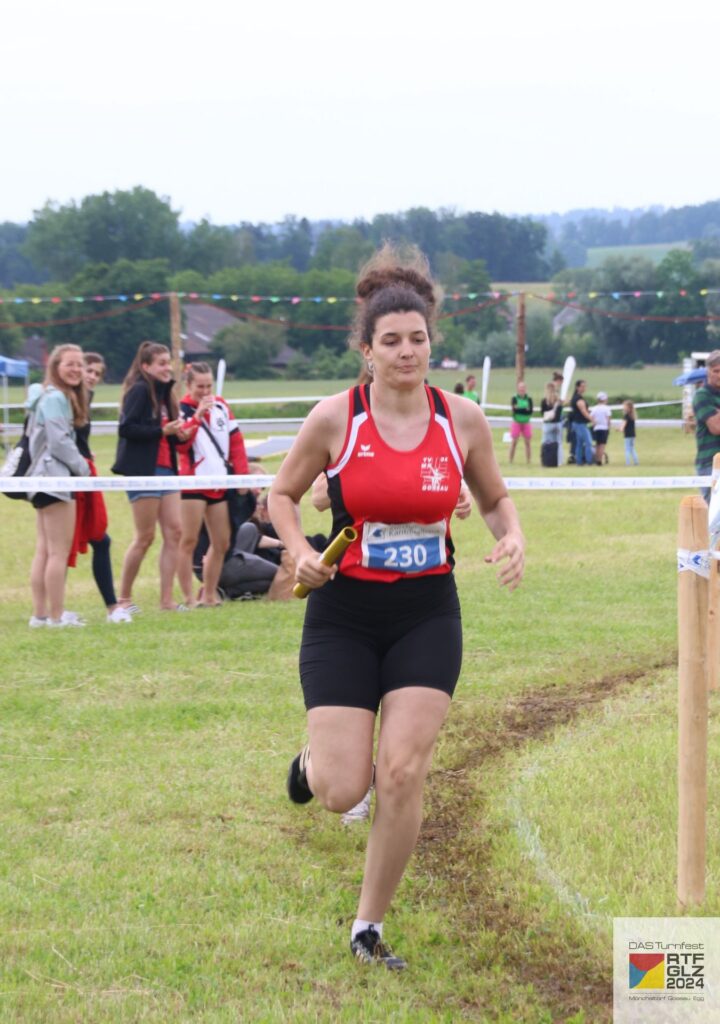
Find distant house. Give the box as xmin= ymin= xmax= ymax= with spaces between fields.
xmin=20 ymin=333 xmax=48 ymax=369
xmin=182 ymin=303 xmax=307 ymax=372
xmin=181 ymin=303 xmax=237 ymax=360
xmin=552 ymin=306 xmax=582 ymax=336
xmin=270 ymin=344 xmax=308 ymax=371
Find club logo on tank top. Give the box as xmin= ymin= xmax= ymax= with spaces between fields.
xmin=420 ymin=455 xmax=450 ymax=492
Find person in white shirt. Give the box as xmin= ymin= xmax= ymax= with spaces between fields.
xmin=589 ymin=391 xmax=612 ymax=465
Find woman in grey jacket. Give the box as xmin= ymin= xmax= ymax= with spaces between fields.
xmin=27 ymin=344 xmax=90 ymax=628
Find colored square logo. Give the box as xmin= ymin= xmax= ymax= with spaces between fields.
xmin=629 ymin=952 xmax=665 ymax=989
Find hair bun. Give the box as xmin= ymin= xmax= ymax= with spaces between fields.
xmin=349 ymin=243 xmax=443 ymax=349
xmin=356 ymin=267 xmax=436 ymax=309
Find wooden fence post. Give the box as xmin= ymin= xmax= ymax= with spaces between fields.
xmin=168 ymin=292 xmax=183 ymax=382
xmin=677 ymin=495 xmax=709 ymax=909
xmin=515 ymin=292 xmax=526 ymax=385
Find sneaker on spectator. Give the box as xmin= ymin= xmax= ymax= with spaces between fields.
xmin=107 ymin=606 xmax=133 ymax=623
xmin=60 ymin=610 xmax=85 ymax=625
xmin=28 ymin=616 xmax=48 ymax=628
xmin=47 ymin=615 xmax=86 ymax=628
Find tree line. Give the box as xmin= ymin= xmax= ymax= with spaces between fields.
xmin=0 ymin=187 xmax=558 ymax=288
xmin=2 ymin=188 xmax=720 ymax=376
xmin=543 ymin=200 xmax=720 ymax=268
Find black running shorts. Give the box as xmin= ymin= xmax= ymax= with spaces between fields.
xmin=299 ymin=572 xmax=462 ymax=712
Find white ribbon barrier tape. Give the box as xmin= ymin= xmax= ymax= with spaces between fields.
xmin=0 ymin=474 xmax=713 ymax=494
xmin=0 ymin=474 xmax=275 ymax=494
xmin=677 ymin=548 xmax=711 ymax=578
xmin=504 ymin=476 xmax=712 ymax=490
xmin=0 ymin=397 xmax=683 ymax=413
xmin=1 ymin=396 xmax=332 ymax=412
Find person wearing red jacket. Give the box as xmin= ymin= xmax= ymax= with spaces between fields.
xmin=176 ymin=362 xmax=249 ymax=607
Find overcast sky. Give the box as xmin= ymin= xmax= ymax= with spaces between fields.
xmin=3 ymin=0 xmax=719 ymax=226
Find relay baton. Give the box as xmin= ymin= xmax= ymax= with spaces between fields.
xmin=292 ymin=527 xmax=358 ymax=599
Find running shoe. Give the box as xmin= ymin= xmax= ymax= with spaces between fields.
xmin=61 ymin=610 xmax=85 ymax=625
xmin=47 ymin=615 xmax=86 ymax=628
xmin=350 ymin=926 xmax=406 ymax=971
xmin=341 ymin=787 xmax=372 ymax=825
xmin=28 ymin=616 xmax=48 ymax=628
xmin=286 ymin=745 xmax=313 ymax=804
xmin=107 ymin=606 xmax=133 ymax=623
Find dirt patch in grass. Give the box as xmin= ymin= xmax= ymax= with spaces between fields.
xmin=418 ymin=656 xmax=677 ymax=1023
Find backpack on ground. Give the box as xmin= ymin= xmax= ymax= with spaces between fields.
xmin=540 ymin=441 xmax=558 ymax=468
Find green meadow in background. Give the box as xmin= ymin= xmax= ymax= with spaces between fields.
xmin=0 ymin=380 xmax=716 ymax=1023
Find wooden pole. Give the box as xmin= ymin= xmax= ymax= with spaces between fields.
xmin=515 ymin=292 xmax=526 ymax=385
xmin=168 ymin=292 xmax=183 ymax=382
xmin=707 ymin=452 xmax=720 ymax=692
xmin=677 ymin=495 xmax=709 ymax=910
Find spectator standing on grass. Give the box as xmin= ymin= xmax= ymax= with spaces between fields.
xmin=539 ymin=381 xmax=564 ymax=451
xmin=176 ymin=362 xmax=249 ymax=608
xmin=74 ymin=352 xmax=133 ymax=623
xmin=464 ymin=374 xmax=480 ymax=403
xmin=509 ymin=381 xmax=533 ymax=464
xmin=26 ymin=344 xmax=90 ymax=628
xmin=569 ymin=380 xmax=594 ymax=466
xmin=692 ymin=350 xmax=720 ymax=501
xmin=620 ymin=400 xmax=639 ymax=466
xmin=589 ymin=391 xmax=612 ymax=465
xmin=112 ymin=341 xmax=188 ymax=612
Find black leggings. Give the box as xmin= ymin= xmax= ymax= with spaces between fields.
xmin=89 ymin=534 xmax=117 ymax=608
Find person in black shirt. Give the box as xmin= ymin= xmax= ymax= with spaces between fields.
xmin=569 ymin=380 xmax=594 ymax=466
xmin=620 ymin=399 xmax=639 ymax=466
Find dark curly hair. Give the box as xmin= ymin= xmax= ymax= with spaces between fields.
xmin=349 ymin=243 xmax=442 ymax=350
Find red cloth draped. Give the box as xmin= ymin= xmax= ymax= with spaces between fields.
xmin=68 ymin=460 xmax=108 ymax=568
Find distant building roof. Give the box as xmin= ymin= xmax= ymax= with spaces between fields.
xmin=552 ymin=306 xmax=582 ymax=336
xmin=20 ymin=333 xmax=48 ymax=368
xmin=181 ymin=303 xmax=238 ymax=357
xmin=270 ymin=344 xmax=307 ymax=369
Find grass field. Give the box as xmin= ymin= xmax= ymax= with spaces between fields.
xmin=585 ymin=242 xmax=689 ymax=269
xmin=2 ymin=364 xmax=684 ymax=416
xmin=1 ymin=403 xmax=718 ymax=1022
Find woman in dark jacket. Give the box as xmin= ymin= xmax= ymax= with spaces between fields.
xmin=112 ymin=341 xmax=188 ymax=611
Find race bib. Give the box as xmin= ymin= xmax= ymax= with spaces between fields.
xmin=361 ymin=520 xmax=447 ymax=573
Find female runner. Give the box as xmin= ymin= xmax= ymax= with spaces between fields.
xmin=268 ymin=246 xmax=524 ymax=970
xmin=176 ymin=361 xmax=249 ymax=607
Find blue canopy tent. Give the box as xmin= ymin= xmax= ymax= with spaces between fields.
xmin=0 ymin=355 xmax=30 ymax=447
xmin=673 ymin=367 xmax=707 ymax=386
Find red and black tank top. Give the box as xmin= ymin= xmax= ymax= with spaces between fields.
xmin=326 ymin=384 xmax=464 ymax=583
